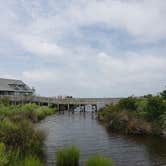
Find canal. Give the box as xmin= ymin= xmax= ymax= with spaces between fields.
xmin=38 ymin=112 xmax=166 ymax=166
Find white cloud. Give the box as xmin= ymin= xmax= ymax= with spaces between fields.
xmin=26 ymin=0 xmax=164 ymax=43
xmin=16 ymin=35 xmax=64 ymax=57
xmin=22 ymin=69 xmax=57 ymax=82
xmin=21 ymin=51 xmax=166 ymax=97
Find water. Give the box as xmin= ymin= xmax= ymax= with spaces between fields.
xmin=38 ymin=112 xmax=166 ymax=166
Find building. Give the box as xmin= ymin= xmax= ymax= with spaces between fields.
xmin=0 ymin=78 xmax=34 ymax=96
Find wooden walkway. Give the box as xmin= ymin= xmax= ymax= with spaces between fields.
xmin=0 ymin=95 xmax=119 ymax=104
xmin=0 ymin=95 xmax=120 ymax=111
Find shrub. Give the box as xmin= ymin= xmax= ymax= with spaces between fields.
xmin=146 ymin=96 xmax=166 ymax=120
xmin=0 ymin=104 xmax=54 ymax=166
xmin=0 ymin=142 xmax=8 ymax=166
xmin=21 ymin=103 xmax=38 ymax=112
xmin=119 ymin=97 xmax=137 ymax=111
xmin=36 ymin=107 xmax=55 ymax=120
xmin=84 ymin=155 xmax=114 ymax=166
xmin=56 ymin=146 xmax=80 ymax=166
xmin=160 ymin=90 xmax=166 ymax=99
xmin=0 ymin=118 xmax=45 ymax=157
xmin=159 ymin=112 xmax=166 ymax=129
xmin=0 ymin=97 xmax=10 ymax=106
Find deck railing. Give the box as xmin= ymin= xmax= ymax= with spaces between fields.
xmin=0 ymin=95 xmax=120 ymax=105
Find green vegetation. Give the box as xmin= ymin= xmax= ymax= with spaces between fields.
xmin=0 ymin=97 xmax=10 ymax=106
xmin=23 ymin=155 xmax=44 ymax=166
xmin=55 ymin=146 xmax=114 ymax=166
xmin=98 ymin=89 xmax=166 ymax=137
xmin=0 ymin=98 xmax=115 ymax=166
xmin=56 ymin=146 xmax=80 ymax=166
xmin=0 ymin=100 xmax=56 ymax=166
xmin=84 ymin=155 xmax=114 ymax=166
xmin=0 ymin=142 xmax=8 ymax=165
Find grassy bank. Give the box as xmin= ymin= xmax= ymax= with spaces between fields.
xmin=98 ymin=90 xmax=166 ymax=138
xmin=0 ymin=98 xmax=56 ymax=166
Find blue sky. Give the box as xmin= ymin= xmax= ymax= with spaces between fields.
xmin=0 ymin=0 xmax=166 ymax=97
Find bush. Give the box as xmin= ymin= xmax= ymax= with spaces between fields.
xmin=0 ymin=104 xmax=55 ymax=166
xmin=119 ymin=97 xmax=138 ymax=111
xmin=160 ymin=90 xmax=166 ymax=99
xmin=56 ymin=146 xmax=80 ymax=166
xmin=0 ymin=142 xmax=8 ymax=166
xmin=0 ymin=97 xmax=10 ymax=106
xmin=0 ymin=118 xmax=45 ymax=157
xmin=146 ymin=96 xmax=166 ymax=120
xmin=36 ymin=107 xmax=55 ymax=120
xmin=84 ymin=155 xmax=114 ymax=166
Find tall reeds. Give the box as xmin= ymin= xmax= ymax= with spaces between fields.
xmin=56 ymin=146 xmax=80 ymax=166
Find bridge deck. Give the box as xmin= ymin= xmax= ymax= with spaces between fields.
xmin=0 ymin=95 xmax=119 ymax=105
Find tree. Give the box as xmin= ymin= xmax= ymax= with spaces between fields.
xmin=160 ymin=90 xmax=166 ymax=99
xmin=146 ymin=96 xmax=166 ymax=120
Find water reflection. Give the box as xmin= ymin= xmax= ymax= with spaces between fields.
xmin=38 ymin=112 xmax=166 ymax=166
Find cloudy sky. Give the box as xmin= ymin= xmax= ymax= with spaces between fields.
xmin=0 ymin=0 xmax=166 ymax=97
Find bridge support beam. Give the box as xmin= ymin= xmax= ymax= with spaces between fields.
xmin=80 ymin=104 xmax=85 ymax=112
xmin=83 ymin=105 xmax=85 ymax=112
xmin=92 ymin=104 xmax=97 ymax=112
xmin=57 ymin=104 xmax=60 ymax=112
xmin=67 ymin=104 xmax=70 ymax=111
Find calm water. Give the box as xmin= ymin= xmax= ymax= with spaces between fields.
xmin=38 ymin=112 xmax=166 ymax=166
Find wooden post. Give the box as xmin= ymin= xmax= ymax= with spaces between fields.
xmin=83 ymin=105 xmax=85 ymax=112
xmin=58 ymin=104 xmax=60 ymax=112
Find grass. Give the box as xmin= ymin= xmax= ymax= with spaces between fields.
xmin=0 ymin=103 xmax=56 ymax=122
xmin=23 ymin=155 xmax=45 ymax=166
xmin=0 ymin=102 xmax=57 ymax=166
xmin=7 ymin=154 xmax=45 ymax=166
xmin=84 ymin=155 xmax=114 ymax=166
xmin=56 ymin=146 xmax=115 ymax=166
xmin=0 ymin=142 xmax=8 ymax=166
xmin=56 ymin=146 xmax=80 ymax=166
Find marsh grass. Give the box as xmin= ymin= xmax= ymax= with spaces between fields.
xmin=0 ymin=102 xmax=57 ymax=166
xmin=23 ymin=155 xmax=44 ymax=166
xmin=84 ymin=155 xmax=114 ymax=166
xmin=56 ymin=146 xmax=80 ymax=166
xmin=0 ymin=103 xmax=56 ymax=122
xmin=7 ymin=154 xmax=44 ymax=166
xmin=0 ymin=142 xmax=8 ymax=165
xmin=36 ymin=106 xmax=55 ymax=120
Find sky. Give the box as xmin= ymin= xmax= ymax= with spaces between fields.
xmin=0 ymin=0 xmax=166 ymax=97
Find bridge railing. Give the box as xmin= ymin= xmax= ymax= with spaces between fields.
xmin=0 ymin=95 xmax=120 ymax=105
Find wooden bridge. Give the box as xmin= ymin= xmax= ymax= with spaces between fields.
xmin=0 ymin=95 xmax=120 ymax=111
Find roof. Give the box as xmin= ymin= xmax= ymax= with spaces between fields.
xmin=0 ymin=78 xmax=33 ymax=93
